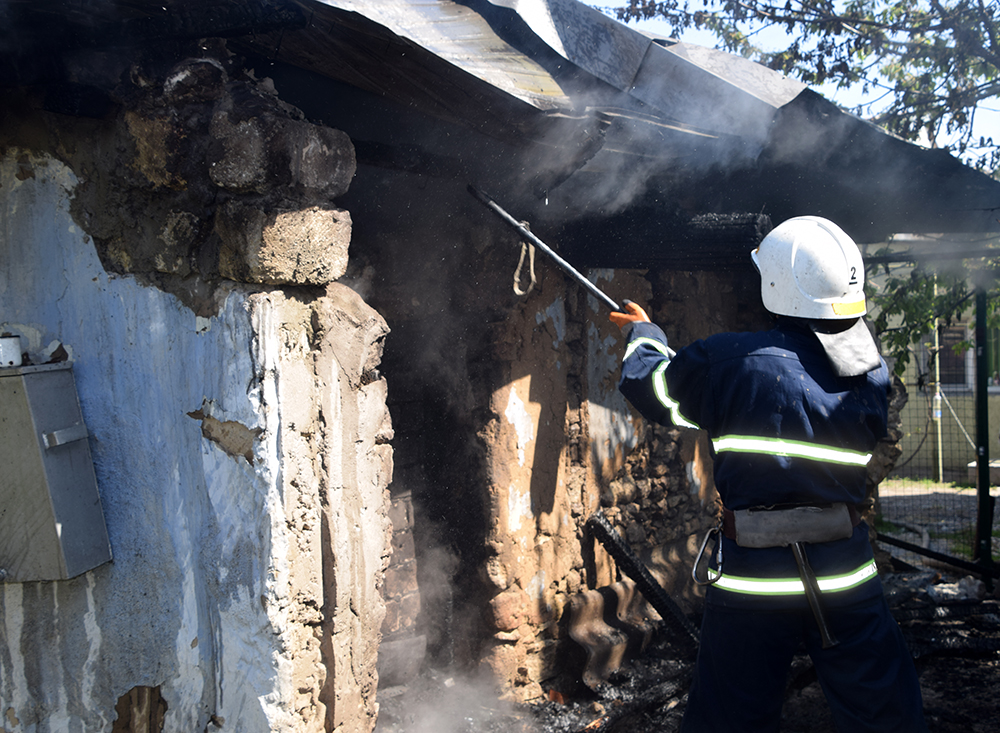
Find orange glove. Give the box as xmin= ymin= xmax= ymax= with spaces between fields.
xmin=609 ymin=300 xmax=650 ymax=330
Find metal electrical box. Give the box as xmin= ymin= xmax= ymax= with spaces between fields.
xmin=0 ymin=363 xmax=112 ymax=582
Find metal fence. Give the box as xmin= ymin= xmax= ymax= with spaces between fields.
xmin=876 ymin=363 xmax=999 ymax=580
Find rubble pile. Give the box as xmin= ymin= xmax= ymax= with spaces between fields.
xmin=379 ymin=569 xmax=1000 ymax=733
xmin=889 ymin=573 xmax=1000 ymax=659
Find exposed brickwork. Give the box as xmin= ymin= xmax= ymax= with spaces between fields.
xmin=378 ymin=490 xmax=427 ymax=688
xmin=381 ymin=492 xmax=423 ymax=638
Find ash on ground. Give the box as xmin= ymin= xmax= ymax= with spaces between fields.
xmin=376 ymin=569 xmax=1000 ymax=733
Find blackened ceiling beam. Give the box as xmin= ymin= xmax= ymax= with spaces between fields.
xmin=558 ymin=210 xmax=771 ymax=271
xmin=240 ymin=53 xmax=615 ymax=206
xmin=234 ymin=2 xmax=566 ymax=146
xmin=863 ymin=247 xmax=1000 ymax=265
xmin=108 ymin=0 xmax=307 ymax=43
xmin=233 ymin=0 xmax=740 ymax=197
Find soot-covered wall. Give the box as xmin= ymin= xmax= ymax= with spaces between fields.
xmin=339 ymin=163 xmax=776 ymax=700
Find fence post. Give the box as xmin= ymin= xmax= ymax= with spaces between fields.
xmin=975 ymin=287 xmax=995 ymax=589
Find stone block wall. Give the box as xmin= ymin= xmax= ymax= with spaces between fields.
xmin=378 ymin=491 xmax=428 ymax=688
xmin=473 ymin=266 xmax=744 ymax=699
xmin=335 ymin=161 xmax=773 ymax=702
xmin=0 ymin=36 xmax=390 ymax=733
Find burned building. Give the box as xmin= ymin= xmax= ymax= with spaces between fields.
xmin=1 ymin=1 xmax=999 ymax=731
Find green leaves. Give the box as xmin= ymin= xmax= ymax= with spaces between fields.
xmin=614 ymin=0 xmax=1000 ymax=171
xmin=862 ymin=249 xmax=1000 ymax=377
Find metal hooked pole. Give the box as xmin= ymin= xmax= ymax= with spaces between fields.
xmin=467 ymin=185 xmax=621 ymax=312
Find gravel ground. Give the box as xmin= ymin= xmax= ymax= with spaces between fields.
xmin=877 ymin=479 xmax=1000 ymax=563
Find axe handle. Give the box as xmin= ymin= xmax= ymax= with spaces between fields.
xmin=791 ymin=541 xmax=839 ymax=649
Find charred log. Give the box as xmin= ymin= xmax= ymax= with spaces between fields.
xmin=586 ymin=511 xmax=699 ymax=645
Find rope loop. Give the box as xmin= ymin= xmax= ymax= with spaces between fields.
xmin=512 ymin=221 xmax=537 ymax=296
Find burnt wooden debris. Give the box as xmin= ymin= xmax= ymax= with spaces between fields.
xmin=376 ymin=571 xmax=1000 ymax=733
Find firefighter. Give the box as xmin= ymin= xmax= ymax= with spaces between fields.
xmin=611 ymin=216 xmax=926 ymax=732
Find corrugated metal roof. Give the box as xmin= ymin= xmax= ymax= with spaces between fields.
xmin=318 ymin=0 xmax=572 ymax=111
xmin=6 ymin=0 xmax=992 ymax=239
xmin=315 ymin=0 xmax=806 ymax=155
xmin=490 ymin=0 xmax=653 ymax=94
xmin=490 ymin=0 xmax=804 ymax=145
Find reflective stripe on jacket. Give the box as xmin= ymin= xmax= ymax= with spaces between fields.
xmin=708 ymin=558 xmax=878 ymax=596
xmin=618 ymin=320 xmax=892 ymax=609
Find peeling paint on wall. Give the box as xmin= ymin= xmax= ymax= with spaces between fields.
xmin=585 ymin=270 xmax=644 ymax=485
xmin=187 ymin=405 xmax=263 ymax=464
xmin=586 ymin=268 xmax=616 ymax=313
xmin=535 ymin=296 xmax=566 ymax=350
xmin=507 ymin=484 xmax=532 ymax=533
xmin=525 ymin=570 xmax=546 ymax=609
xmin=504 ymin=384 xmax=535 ymax=467
xmin=0 ymin=149 xmax=390 ymax=733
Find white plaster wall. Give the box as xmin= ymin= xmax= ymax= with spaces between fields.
xmin=0 ymin=153 xmax=287 ymax=730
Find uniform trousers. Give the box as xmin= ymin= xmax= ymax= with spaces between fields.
xmin=679 ymin=594 xmax=927 ymax=733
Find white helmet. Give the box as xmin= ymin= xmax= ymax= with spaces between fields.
xmin=751 ymin=216 xmax=867 ymax=320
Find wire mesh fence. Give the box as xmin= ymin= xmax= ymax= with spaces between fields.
xmin=876 ymin=382 xmax=1000 ymax=571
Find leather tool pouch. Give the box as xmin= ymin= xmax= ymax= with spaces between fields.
xmin=732 ymin=503 xmax=854 ymax=548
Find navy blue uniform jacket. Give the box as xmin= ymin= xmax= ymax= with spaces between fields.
xmin=619 ymin=319 xmax=892 ymax=609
